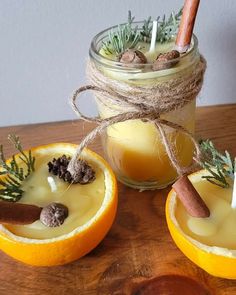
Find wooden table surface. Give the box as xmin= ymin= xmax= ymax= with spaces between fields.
xmin=0 ymin=104 xmax=236 ymax=295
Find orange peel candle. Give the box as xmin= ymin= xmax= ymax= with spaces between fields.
xmin=0 ymin=139 xmax=117 ymax=266
xmin=166 ymin=170 xmax=236 ymax=279
xmin=166 ymin=142 xmax=236 ymax=279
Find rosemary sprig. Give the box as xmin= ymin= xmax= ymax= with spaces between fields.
xmin=140 ymin=8 xmax=183 ymax=43
xmin=140 ymin=16 xmax=152 ymax=43
xmin=102 ymin=11 xmax=140 ymax=55
xmin=102 ymin=9 xmax=183 ymax=56
xmin=156 ymin=8 xmax=182 ymax=43
xmin=199 ymin=139 xmax=235 ymax=188
xmin=0 ymin=135 xmax=35 ymax=202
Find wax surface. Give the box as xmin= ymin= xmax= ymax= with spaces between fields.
xmin=100 ymin=41 xmax=174 ymax=63
xmin=176 ymin=180 xmax=236 ymax=249
xmin=6 ymin=153 xmax=105 ymax=239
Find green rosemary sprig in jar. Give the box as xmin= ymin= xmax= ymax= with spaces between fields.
xmin=0 ymin=135 xmax=35 ymax=202
xmin=102 ymin=11 xmax=140 ymax=56
xmin=140 ymin=16 xmax=152 ymax=43
xmin=156 ymin=8 xmax=182 ymax=43
xmin=102 ymin=8 xmax=183 ymax=56
xmin=140 ymin=8 xmax=183 ymax=43
xmin=199 ymin=139 xmax=235 ymax=188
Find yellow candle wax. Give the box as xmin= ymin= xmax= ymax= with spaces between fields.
xmin=6 ymin=151 xmax=105 ymax=239
xmin=176 ymin=180 xmax=236 ymax=249
xmin=100 ymin=101 xmax=195 ymax=186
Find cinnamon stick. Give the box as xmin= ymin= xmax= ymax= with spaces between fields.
xmin=172 ymin=175 xmax=210 ymax=218
xmin=175 ymin=0 xmax=200 ymax=53
xmin=0 ymin=201 xmax=42 ymax=225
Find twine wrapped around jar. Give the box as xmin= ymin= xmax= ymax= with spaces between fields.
xmin=67 ymin=56 xmax=206 ymax=178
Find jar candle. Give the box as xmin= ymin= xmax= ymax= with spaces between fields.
xmin=88 ymin=23 xmax=204 ymax=190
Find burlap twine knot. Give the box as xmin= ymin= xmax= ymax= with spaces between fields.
xmin=68 ymin=56 xmax=207 ymax=179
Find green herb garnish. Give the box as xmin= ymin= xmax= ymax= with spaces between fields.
xmin=0 ymin=135 xmax=35 ymax=202
xmin=102 ymin=9 xmax=183 ymax=56
xmin=102 ymin=11 xmax=140 ymax=56
xmin=156 ymin=9 xmax=182 ymax=43
xmin=140 ymin=16 xmax=152 ymax=43
xmin=140 ymin=9 xmax=182 ymax=43
xmin=199 ymin=139 xmax=235 ymax=188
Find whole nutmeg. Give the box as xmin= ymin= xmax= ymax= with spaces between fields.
xmin=40 ymin=203 xmax=69 ymax=227
xmin=119 ymin=49 xmax=147 ymax=67
xmin=152 ymin=50 xmax=180 ymax=71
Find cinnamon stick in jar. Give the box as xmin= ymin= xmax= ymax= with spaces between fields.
xmin=175 ymin=0 xmax=200 ymax=53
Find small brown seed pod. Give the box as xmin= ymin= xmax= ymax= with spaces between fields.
xmin=119 ymin=49 xmax=147 ymax=67
xmin=48 ymin=156 xmax=95 ymax=184
xmin=40 ymin=203 xmax=69 ymax=227
xmin=152 ymin=50 xmax=180 ymax=71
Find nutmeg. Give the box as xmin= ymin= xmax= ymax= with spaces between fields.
xmin=40 ymin=203 xmax=69 ymax=227
xmin=152 ymin=50 xmax=180 ymax=71
xmin=119 ymin=49 xmax=147 ymax=67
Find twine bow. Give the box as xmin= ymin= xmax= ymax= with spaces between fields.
xmin=67 ymin=57 xmax=206 ymax=178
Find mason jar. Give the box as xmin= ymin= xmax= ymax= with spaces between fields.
xmin=88 ymin=23 xmax=203 ymax=190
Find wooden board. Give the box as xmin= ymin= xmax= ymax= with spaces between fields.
xmin=0 ymin=104 xmax=236 ymax=294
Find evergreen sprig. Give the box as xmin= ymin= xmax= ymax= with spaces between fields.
xmin=102 ymin=11 xmax=140 ymax=55
xmin=140 ymin=16 xmax=152 ymax=43
xmin=199 ymin=140 xmax=235 ymax=188
xmin=102 ymin=9 xmax=183 ymax=56
xmin=140 ymin=8 xmax=183 ymax=43
xmin=156 ymin=8 xmax=183 ymax=43
xmin=0 ymin=135 xmax=35 ymax=202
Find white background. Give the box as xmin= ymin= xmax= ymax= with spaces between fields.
xmin=1 ymin=0 xmax=236 ymax=127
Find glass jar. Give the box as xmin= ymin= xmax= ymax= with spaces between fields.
xmin=89 ymin=23 xmax=202 ymax=190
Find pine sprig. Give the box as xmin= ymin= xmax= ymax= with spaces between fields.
xmin=0 ymin=135 xmax=35 ymax=202
xmin=102 ymin=9 xmax=183 ymax=56
xmin=157 ymin=8 xmax=182 ymax=43
xmin=199 ymin=140 xmax=235 ymax=188
xmin=0 ymin=177 xmax=23 ymax=202
xmin=140 ymin=8 xmax=183 ymax=43
xmin=140 ymin=16 xmax=152 ymax=43
xmin=102 ymin=11 xmax=140 ymax=55
xmin=8 ymin=134 xmax=35 ymax=178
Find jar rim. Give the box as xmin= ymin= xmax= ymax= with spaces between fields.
xmin=89 ymin=21 xmax=199 ymax=71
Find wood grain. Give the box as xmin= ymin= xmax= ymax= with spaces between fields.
xmin=0 ymin=104 xmax=236 ymax=295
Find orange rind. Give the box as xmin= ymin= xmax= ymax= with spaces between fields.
xmin=166 ymin=170 xmax=236 ymax=279
xmin=0 ymin=143 xmax=118 ymax=266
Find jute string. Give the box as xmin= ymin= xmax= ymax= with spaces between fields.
xmin=68 ymin=56 xmax=206 ymax=177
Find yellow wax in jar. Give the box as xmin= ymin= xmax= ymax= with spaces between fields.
xmin=176 ymin=180 xmax=236 ymax=249
xmin=6 ymin=153 xmax=105 ymax=239
xmin=98 ymin=40 xmax=199 ymax=184
xmin=103 ymin=105 xmax=195 ymax=184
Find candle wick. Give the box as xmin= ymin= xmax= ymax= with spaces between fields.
xmin=149 ymin=20 xmax=158 ymax=53
xmin=47 ymin=176 xmax=57 ymax=192
xmin=231 ymin=172 xmax=236 ymax=208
